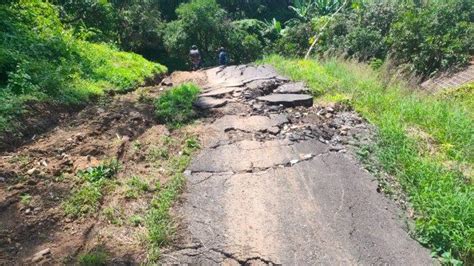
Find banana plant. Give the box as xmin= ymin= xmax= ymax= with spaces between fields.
xmin=313 ymin=0 xmax=347 ymax=15
xmin=288 ymin=0 xmax=316 ymax=22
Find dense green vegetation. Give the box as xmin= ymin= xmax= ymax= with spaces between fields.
xmin=263 ymin=55 xmax=473 ymax=263
xmin=46 ymin=0 xmax=472 ymax=75
xmin=0 ymin=1 xmax=166 ymax=136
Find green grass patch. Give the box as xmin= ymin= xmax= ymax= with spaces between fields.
xmin=77 ymin=250 xmax=107 ymax=266
xmin=124 ymin=176 xmax=151 ymax=200
xmin=262 ymin=55 xmax=473 ymax=263
xmin=102 ymin=206 xmax=124 ymax=226
xmin=19 ymin=193 xmax=32 ymax=206
xmin=129 ymin=214 xmax=145 ymax=227
xmin=145 ymin=135 xmax=200 ymax=261
xmin=154 ymin=83 xmax=201 ymax=128
xmin=63 ymin=160 xmax=120 ymax=218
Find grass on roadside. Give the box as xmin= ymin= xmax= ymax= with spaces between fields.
xmin=77 ymin=250 xmax=107 ymax=266
xmin=63 ymin=160 xmax=121 ymax=218
xmin=154 ymin=83 xmax=201 ymax=128
xmin=262 ymin=55 xmax=473 ymax=263
xmin=124 ymin=176 xmax=152 ymax=200
xmin=145 ymin=135 xmax=200 ymax=261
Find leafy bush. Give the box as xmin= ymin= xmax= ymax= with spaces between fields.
xmin=154 ymin=83 xmax=201 ymax=127
xmin=275 ymin=22 xmax=314 ymax=57
xmin=388 ymin=0 xmax=473 ymax=76
xmin=78 ymin=159 xmax=121 ymax=183
xmin=346 ymin=27 xmax=386 ymax=60
xmin=276 ymin=1 xmax=472 ymax=78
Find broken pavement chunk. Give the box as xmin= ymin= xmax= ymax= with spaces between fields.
xmin=195 ymin=97 xmax=228 ymax=109
xmin=257 ymin=94 xmax=313 ymax=108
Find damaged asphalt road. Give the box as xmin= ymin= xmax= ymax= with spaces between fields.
xmin=161 ymin=65 xmax=433 ymax=265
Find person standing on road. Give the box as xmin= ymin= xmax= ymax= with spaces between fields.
xmin=218 ymin=47 xmax=228 ymax=66
xmin=189 ymin=45 xmax=202 ymax=71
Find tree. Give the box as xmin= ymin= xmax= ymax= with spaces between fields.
xmin=163 ymin=0 xmax=228 ymax=68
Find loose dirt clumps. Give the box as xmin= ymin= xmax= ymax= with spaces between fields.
xmin=161 ymin=65 xmax=433 ymax=265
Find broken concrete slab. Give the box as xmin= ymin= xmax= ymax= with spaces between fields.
xmin=211 ymin=114 xmax=288 ymax=133
xmin=188 ymin=139 xmax=328 ymax=173
xmin=201 ymin=87 xmax=241 ymax=97
xmin=195 ymin=97 xmax=227 ymax=109
xmin=258 ymin=93 xmax=313 ymax=107
xmin=161 ymin=64 xmax=434 ymax=265
xmin=274 ymin=82 xmax=308 ymax=94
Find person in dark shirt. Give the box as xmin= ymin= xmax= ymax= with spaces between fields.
xmin=189 ymin=45 xmax=201 ymax=70
xmin=218 ymin=47 xmax=228 ymax=66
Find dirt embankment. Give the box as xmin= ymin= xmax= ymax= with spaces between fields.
xmin=0 ymin=71 xmax=204 ymax=264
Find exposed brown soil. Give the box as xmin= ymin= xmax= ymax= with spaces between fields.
xmin=0 ymin=102 xmax=85 ymax=152
xmin=0 ymin=71 xmax=204 ymax=264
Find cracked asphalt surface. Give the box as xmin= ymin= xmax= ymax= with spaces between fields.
xmin=161 ymin=65 xmax=433 ymax=265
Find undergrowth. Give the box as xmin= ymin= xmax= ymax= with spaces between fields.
xmin=63 ymin=160 xmax=121 ymax=218
xmin=262 ymin=55 xmax=473 ymax=263
xmin=146 ymin=135 xmax=200 ymax=261
xmin=154 ymin=83 xmax=201 ymax=128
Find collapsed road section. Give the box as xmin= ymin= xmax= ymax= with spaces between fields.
xmin=162 ymin=65 xmax=433 ymax=265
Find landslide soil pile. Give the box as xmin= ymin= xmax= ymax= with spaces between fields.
xmin=0 ymin=71 xmax=205 ymax=264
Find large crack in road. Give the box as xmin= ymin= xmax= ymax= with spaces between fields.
xmin=161 ymin=65 xmax=433 ymax=265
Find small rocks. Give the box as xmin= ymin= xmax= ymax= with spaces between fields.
xmin=26 ymin=179 xmax=37 ymax=185
xmin=40 ymin=160 xmax=48 ymax=167
xmin=26 ymin=168 xmax=40 ymax=176
xmin=0 ymin=177 xmax=6 ymax=182
xmin=161 ymin=77 xmax=173 ymax=86
xmin=258 ymin=94 xmax=313 ymax=108
xmin=195 ymin=97 xmax=228 ymax=109
xmin=267 ymin=127 xmax=280 ymax=135
xmin=274 ymin=82 xmax=308 ymax=94
xmin=330 ymin=145 xmax=345 ymax=152
xmin=252 ymin=103 xmax=264 ymax=110
xmin=31 ymin=248 xmax=51 ymax=263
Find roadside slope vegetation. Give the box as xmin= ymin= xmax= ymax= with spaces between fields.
xmin=0 ymin=1 xmax=166 ymax=146
xmin=263 ymin=55 xmax=473 ymax=263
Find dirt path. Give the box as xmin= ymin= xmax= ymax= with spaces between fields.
xmin=162 ymin=65 xmax=434 ymax=264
